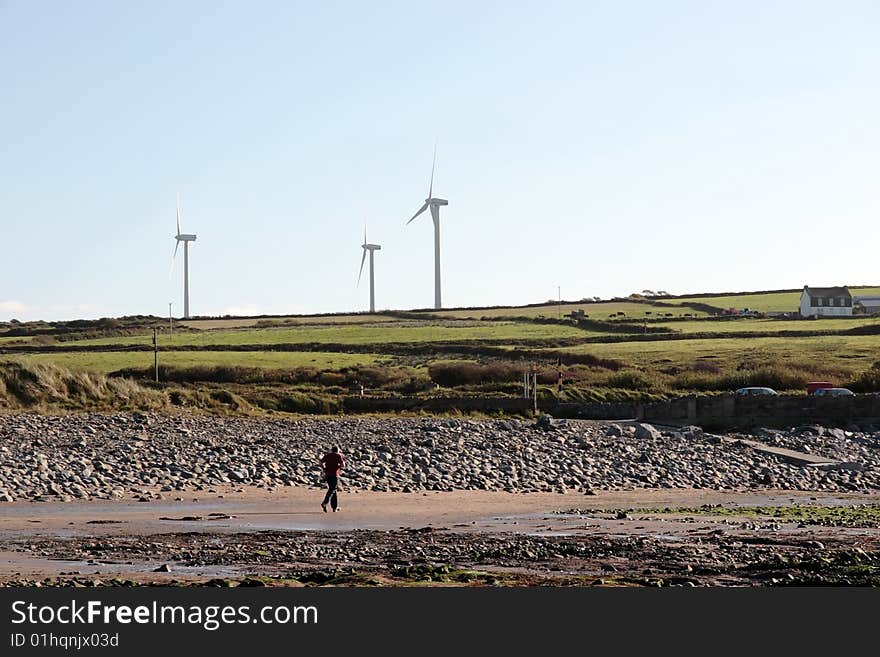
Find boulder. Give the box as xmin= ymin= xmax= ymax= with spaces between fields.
xmin=633 ymin=423 xmax=662 ymax=440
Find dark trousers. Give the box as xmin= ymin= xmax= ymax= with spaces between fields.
xmin=322 ymin=475 xmax=338 ymax=510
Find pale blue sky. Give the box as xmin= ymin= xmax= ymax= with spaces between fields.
xmin=2 ymin=1 xmax=878 ymax=321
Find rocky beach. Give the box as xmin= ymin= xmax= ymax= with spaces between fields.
xmin=1 ymin=411 xmax=878 ymax=587
xmin=1 ymin=412 xmax=879 ymax=503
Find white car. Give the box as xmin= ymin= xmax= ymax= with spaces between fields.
xmin=735 ymin=387 xmax=778 ymax=396
xmin=812 ymin=387 xmax=855 ymax=397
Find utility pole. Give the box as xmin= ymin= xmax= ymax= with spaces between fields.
xmin=153 ymin=328 xmax=159 ymax=383
xmin=558 ymin=285 xmax=562 ymax=319
xmin=169 ymin=302 xmax=173 ymax=338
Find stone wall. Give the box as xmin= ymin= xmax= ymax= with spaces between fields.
xmin=342 ymin=392 xmax=880 ymax=429
xmin=551 ymin=401 xmax=639 ymax=420
xmin=566 ymin=393 xmax=880 ymax=430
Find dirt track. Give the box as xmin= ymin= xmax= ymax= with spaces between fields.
xmin=1 ymin=486 xmax=877 ymax=587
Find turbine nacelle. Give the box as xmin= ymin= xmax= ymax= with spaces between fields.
xmin=176 ymin=233 xmax=197 ymax=241
xmin=362 ymin=243 xmax=382 ymax=250
xmin=427 ymin=197 xmax=448 ymax=206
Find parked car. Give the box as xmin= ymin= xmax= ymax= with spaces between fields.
xmin=735 ymin=387 xmax=778 ymax=396
xmin=812 ymin=387 xmax=855 ymax=397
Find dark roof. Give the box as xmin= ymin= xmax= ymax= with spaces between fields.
xmin=803 ymin=286 xmax=852 ymax=297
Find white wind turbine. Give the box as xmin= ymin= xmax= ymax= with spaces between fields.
xmin=406 ymin=144 xmax=448 ymax=310
xmin=358 ymin=226 xmax=382 ymax=313
xmin=170 ymin=193 xmax=197 ymax=319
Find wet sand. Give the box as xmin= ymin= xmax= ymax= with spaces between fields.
xmin=1 ymin=486 xmax=877 ymax=584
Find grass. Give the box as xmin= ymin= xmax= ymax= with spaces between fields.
xmin=5 ymin=286 xmax=880 ymax=412
xmin=0 ymin=361 xmax=167 ymax=411
xmin=666 ymin=291 xmax=803 ymax=312
xmin=56 ymin=321 xmax=594 ymax=347
xmin=666 ymin=286 xmax=880 ymax=313
xmin=0 ymin=336 xmax=33 ymax=344
xmin=544 ymin=334 xmax=880 ymax=395
xmin=556 ymin=334 xmax=880 ymax=370
xmin=429 ymin=301 xmax=710 ymax=320
xmin=5 ymin=351 xmax=381 ymax=373
xmin=179 ymin=314 xmax=399 ymax=329
xmin=652 ymin=316 xmax=880 ymax=334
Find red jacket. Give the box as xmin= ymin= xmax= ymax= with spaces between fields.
xmin=321 ymin=452 xmax=344 ymax=477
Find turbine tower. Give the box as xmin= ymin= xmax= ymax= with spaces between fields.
xmin=170 ymin=194 xmax=197 ymax=319
xmin=358 ymin=226 xmax=382 ymax=313
xmin=406 ymin=144 xmax=448 ymax=309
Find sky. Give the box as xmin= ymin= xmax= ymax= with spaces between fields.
xmin=1 ymin=0 xmax=879 ymax=321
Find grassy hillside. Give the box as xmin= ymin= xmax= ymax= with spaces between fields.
xmin=665 ymin=286 xmax=880 ymax=313
xmin=2 ymin=287 xmax=879 ymax=414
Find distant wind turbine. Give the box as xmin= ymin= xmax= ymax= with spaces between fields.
xmin=358 ymin=226 xmax=382 ymax=313
xmin=170 ymin=193 xmax=197 ymax=319
xmin=406 ymin=144 xmax=448 ymax=310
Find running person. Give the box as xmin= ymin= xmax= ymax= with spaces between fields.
xmin=320 ymin=446 xmax=345 ymax=512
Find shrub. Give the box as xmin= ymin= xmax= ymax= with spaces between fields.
xmin=428 ymin=362 xmax=522 ymax=387
xmin=672 ymin=366 xmax=808 ymax=392
xmin=603 ymin=370 xmax=659 ymax=390
xmin=0 ymin=361 xmax=166 ymax=410
xmin=847 ymin=364 xmax=880 ymax=393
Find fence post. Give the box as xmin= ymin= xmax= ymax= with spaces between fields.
xmin=152 ymin=328 xmax=159 ymax=383
xmin=532 ymin=372 xmax=538 ymax=414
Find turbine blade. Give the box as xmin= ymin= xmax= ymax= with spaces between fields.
xmin=169 ymin=241 xmax=179 ymax=278
xmin=358 ymin=248 xmax=367 ymax=285
xmin=364 ymin=224 xmax=367 ymax=246
xmin=176 ymin=193 xmax=181 ymax=236
xmin=429 ymin=142 xmax=437 ymax=198
xmin=407 ymin=202 xmax=429 ymax=225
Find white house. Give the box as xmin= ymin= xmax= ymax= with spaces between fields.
xmin=799 ymin=286 xmax=853 ymax=317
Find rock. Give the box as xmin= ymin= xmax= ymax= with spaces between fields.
xmin=633 ymin=423 xmax=662 ymax=440
xmin=238 ymin=578 xmax=266 ymax=587
xmin=0 ymin=413 xmax=876 ymax=502
xmin=153 ymin=564 xmax=172 ymax=572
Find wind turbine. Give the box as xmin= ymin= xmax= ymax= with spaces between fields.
xmin=170 ymin=193 xmax=197 ymax=319
xmin=358 ymin=226 xmax=382 ymax=313
xmin=406 ymin=144 xmax=448 ymax=310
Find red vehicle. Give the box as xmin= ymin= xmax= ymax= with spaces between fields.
xmin=807 ymin=381 xmax=834 ymax=395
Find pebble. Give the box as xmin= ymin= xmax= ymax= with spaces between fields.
xmin=0 ymin=413 xmax=876 ymax=502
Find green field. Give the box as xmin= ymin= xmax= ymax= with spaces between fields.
xmin=666 ymin=286 xmax=880 ymax=313
xmin=557 ymin=334 xmax=880 ymax=373
xmin=3 ymin=286 xmax=880 ymax=412
xmin=179 ymin=314 xmax=398 ymax=329
xmin=428 ymin=301 xmax=710 ymax=320
xmin=5 ymin=350 xmax=381 ymax=373
xmin=58 ymin=321 xmax=594 ymax=348
xmin=0 ymin=336 xmax=32 ymax=344
xmin=652 ymin=316 xmax=880 ymax=334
